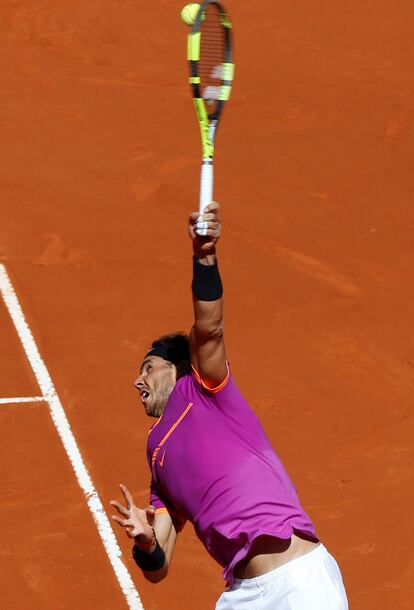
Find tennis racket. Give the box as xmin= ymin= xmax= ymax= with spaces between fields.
xmin=186 ymin=0 xmax=234 ymax=235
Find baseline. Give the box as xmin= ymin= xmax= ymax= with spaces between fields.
xmin=0 ymin=264 xmax=144 ymax=610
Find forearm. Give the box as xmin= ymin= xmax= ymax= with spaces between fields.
xmin=144 ymin=529 xmax=175 ymax=582
xmin=133 ymin=534 xmax=168 ymax=583
xmin=193 ymin=297 xmax=223 ymax=337
xmin=133 ymin=514 xmax=177 ymax=583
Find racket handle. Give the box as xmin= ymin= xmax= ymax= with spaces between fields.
xmin=197 ymin=160 xmax=214 ymax=236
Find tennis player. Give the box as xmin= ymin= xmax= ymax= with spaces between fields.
xmin=111 ymin=202 xmax=348 ymax=609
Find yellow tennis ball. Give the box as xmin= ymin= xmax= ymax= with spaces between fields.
xmin=181 ymin=3 xmax=201 ymax=26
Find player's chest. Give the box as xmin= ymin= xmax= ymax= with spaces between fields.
xmin=147 ymin=399 xmax=218 ymax=479
xmin=148 ymin=400 xmax=195 ymax=475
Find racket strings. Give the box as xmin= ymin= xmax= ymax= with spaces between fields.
xmin=199 ymin=6 xmax=226 ymax=108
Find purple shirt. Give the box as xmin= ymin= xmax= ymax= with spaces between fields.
xmin=147 ymin=367 xmax=318 ymax=584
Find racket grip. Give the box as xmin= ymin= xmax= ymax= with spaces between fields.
xmin=197 ymin=161 xmax=214 ymax=236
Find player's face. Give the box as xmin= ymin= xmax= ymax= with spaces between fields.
xmin=134 ymin=356 xmax=176 ymax=418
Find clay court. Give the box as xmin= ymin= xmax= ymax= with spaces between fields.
xmin=1 ymin=1 xmax=413 ymax=609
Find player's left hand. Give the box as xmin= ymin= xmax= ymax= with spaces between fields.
xmin=110 ymin=484 xmax=155 ymax=542
xmin=189 ymin=201 xmax=221 ymax=257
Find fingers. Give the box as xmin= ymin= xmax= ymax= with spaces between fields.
xmin=196 ymin=227 xmax=221 ymax=239
xmin=112 ymin=515 xmax=141 ymax=538
xmin=197 ymin=224 xmax=221 ymax=237
xmin=189 ymin=201 xmax=220 ymax=223
xmin=190 ymin=211 xmax=221 ymax=222
xmin=196 ymin=219 xmax=220 ymax=231
xmin=111 ymin=490 xmax=152 ymax=540
xmin=189 ymin=215 xmax=221 ymax=233
xmin=203 ymin=201 xmax=220 ymax=214
xmin=110 ymin=500 xmax=130 ymax=518
xmin=189 ymin=215 xmax=221 ymax=235
xmin=188 ymin=201 xmax=221 ymax=239
xmin=145 ymin=506 xmax=156 ymax=527
xmin=197 ymin=216 xmax=221 ymax=227
xmin=192 ymin=224 xmax=221 ymax=239
xmin=119 ymin=483 xmax=134 ymax=510
xmin=111 ymin=515 xmax=132 ymax=528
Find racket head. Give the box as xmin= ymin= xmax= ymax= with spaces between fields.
xmin=187 ymin=1 xmax=234 ymax=159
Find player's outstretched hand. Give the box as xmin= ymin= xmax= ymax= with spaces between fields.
xmin=110 ymin=484 xmax=155 ymax=543
xmin=189 ymin=201 xmax=221 ymax=258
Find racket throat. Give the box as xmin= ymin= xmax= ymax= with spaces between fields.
xmin=198 ymin=115 xmax=218 ymax=159
xmin=208 ymin=119 xmax=218 ymax=145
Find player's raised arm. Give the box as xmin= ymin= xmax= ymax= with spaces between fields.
xmin=188 ymin=202 xmax=227 ymax=388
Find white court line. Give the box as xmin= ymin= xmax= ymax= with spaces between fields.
xmin=0 ymin=264 xmax=144 ymax=610
xmin=0 ymin=396 xmax=45 ymax=404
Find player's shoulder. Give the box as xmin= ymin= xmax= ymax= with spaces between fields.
xmin=170 ymin=364 xmax=245 ymax=412
xmin=190 ymin=362 xmax=231 ymax=395
xmin=174 ymin=367 xmax=257 ymax=420
xmin=168 ymin=368 xmax=227 ymax=402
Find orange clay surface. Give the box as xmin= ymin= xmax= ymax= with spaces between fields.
xmin=1 ymin=2 xmax=413 ymax=609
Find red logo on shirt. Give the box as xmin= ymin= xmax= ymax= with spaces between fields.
xmin=159 ymin=449 xmax=166 ymax=467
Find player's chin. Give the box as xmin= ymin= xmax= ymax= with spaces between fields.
xmin=143 ymin=399 xmax=156 ymax=417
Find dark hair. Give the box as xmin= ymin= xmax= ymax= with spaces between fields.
xmin=150 ymin=332 xmax=191 ymax=380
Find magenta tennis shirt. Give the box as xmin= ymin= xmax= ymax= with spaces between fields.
xmin=147 ymin=366 xmax=318 ymax=584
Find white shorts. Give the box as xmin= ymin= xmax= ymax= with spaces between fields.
xmin=215 ymin=545 xmax=348 ymax=610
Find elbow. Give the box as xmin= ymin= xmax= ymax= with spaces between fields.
xmin=195 ymin=320 xmax=224 ymax=340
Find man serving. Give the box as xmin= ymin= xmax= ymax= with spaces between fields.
xmin=111 ymin=202 xmax=348 ymax=610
